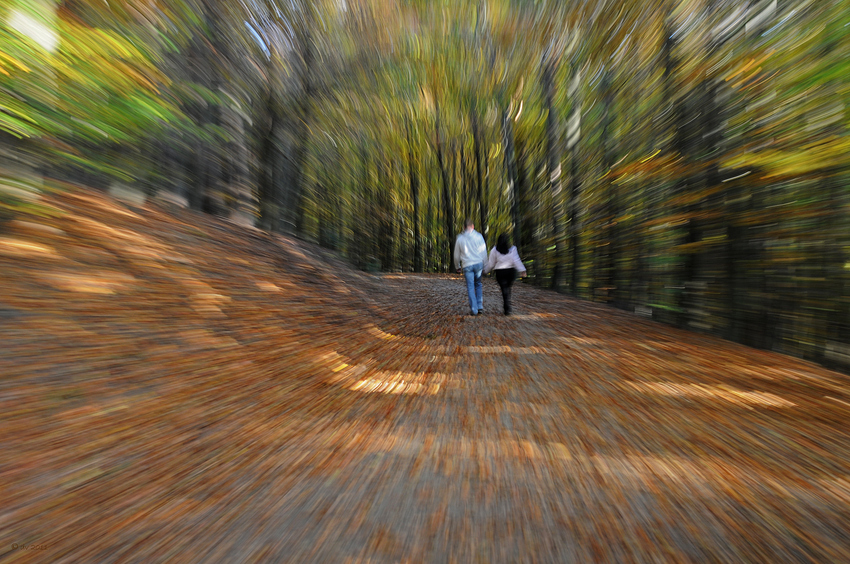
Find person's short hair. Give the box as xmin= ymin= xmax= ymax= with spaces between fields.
xmin=464 ymin=218 xmax=474 ymax=229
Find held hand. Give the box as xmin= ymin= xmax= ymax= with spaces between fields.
xmin=520 ymin=270 xmax=527 ymax=278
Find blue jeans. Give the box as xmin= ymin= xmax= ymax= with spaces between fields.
xmin=462 ymin=262 xmax=484 ymax=314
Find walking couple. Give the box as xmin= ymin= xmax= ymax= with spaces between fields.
xmin=454 ymin=219 xmax=527 ymax=316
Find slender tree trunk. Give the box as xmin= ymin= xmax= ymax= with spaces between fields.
xmin=471 ymin=107 xmax=486 ymax=237
xmin=317 ymin=181 xmax=328 ymax=246
xmin=543 ymin=59 xmax=565 ymax=290
xmin=727 ymin=180 xmax=747 ymax=342
xmin=356 ymin=145 xmax=371 ymax=270
xmin=184 ymin=39 xmax=210 ymax=211
xmin=568 ymin=151 xmax=580 ymax=296
xmin=436 ymin=104 xmax=454 ymax=270
xmin=449 ymin=141 xmax=457 ymax=224
xmin=502 ymin=106 xmax=521 ymax=250
xmin=678 ymin=115 xmax=698 ymax=328
xmin=827 ymin=174 xmax=850 ymax=348
xmin=336 ymin=172 xmax=345 ymax=252
xmin=566 ymin=63 xmax=582 ymax=296
xmin=681 ymin=72 xmax=721 ymax=329
xmin=224 ymin=103 xmax=254 ymax=226
xmin=680 ymin=0 xmax=727 ymax=328
xmin=292 ymin=25 xmax=315 ymax=234
xmin=530 ymin=157 xmax=546 ymax=281
xmin=406 ymin=117 xmax=422 ymax=272
xmin=516 ymin=133 xmax=532 ymax=257
xmin=813 ymin=173 xmax=844 ymax=362
xmin=378 ymin=156 xmax=393 ymax=271
xmin=258 ymin=96 xmax=279 ymax=231
xmin=661 ymin=23 xmax=690 ymax=325
xmin=201 ymin=1 xmax=226 ymax=216
xmin=600 ymin=69 xmax=618 ymax=306
xmin=426 ymin=182 xmax=435 ymax=271
xmin=628 ymin=78 xmax=649 ymax=310
xmin=460 ymin=145 xmax=469 ymax=220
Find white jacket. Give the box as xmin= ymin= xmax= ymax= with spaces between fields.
xmin=454 ymin=229 xmax=488 ymax=269
xmin=485 ymin=246 xmax=526 ymax=274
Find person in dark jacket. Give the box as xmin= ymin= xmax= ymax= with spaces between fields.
xmin=484 ymin=234 xmax=527 ymax=315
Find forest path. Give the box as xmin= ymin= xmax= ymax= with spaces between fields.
xmin=1 ymin=189 xmax=849 ymax=563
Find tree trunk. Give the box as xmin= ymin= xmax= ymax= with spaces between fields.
xmin=471 ymin=107 xmax=486 ymax=237
xmin=566 ymin=63 xmax=582 ymax=296
xmin=543 ymin=59 xmax=564 ymax=290
xmin=292 ymin=25 xmax=315 ymax=234
xmin=661 ymin=22 xmax=686 ymax=324
xmin=502 ymin=106 xmax=521 ymax=250
xmin=201 ymin=1 xmax=226 ymax=217
xmin=727 ymin=180 xmax=747 ymax=342
xmin=436 ymin=104 xmax=454 ymax=270
xmin=568 ymin=150 xmax=580 ymax=296
xmin=516 ymin=133 xmax=533 ymax=259
xmin=426 ymin=181 xmax=435 ymax=272
xmin=356 ymin=145 xmax=371 ymax=270
xmin=406 ymin=117 xmax=422 ymax=272
xmin=600 ymin=69 xmax=618 ymax=306
xmin=379 ymin=157 xmax=393 ymax=271
xmin=257 ymin=90 xmax=279 ymax=231
xmin=460 ymin=145 xmax=470 ymax=221
xmin=224 ymin=102 xmax=255 ymax=226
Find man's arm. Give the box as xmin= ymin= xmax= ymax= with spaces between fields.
xmin=484 ymin=247 xmax=496 ymax=274
xmin=453 ymin=236 xmax=462 ymax=271
xmin=476 ymin=233 xmax=488 ymax=265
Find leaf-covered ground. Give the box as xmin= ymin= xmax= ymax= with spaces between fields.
xmin=1 ymin=188 xmax=849 ymax=563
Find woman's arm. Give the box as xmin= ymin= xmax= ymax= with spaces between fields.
xmin=510 ymin=247 xmax=526 ymax=273
xmin=484 ymin=247 xmax=496 ymax=273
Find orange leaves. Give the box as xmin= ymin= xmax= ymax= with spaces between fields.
xmin=0 ymin=237 xmax=59 ymax=258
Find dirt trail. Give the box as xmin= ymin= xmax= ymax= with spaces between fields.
xmin=1 ymin=189 xmax=849 ymax=563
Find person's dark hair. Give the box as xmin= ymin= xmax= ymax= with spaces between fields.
xmin=464 ymin=218 xmax=474 ymax=229
xmin=496 ymin=234 xmax=510 ymax=255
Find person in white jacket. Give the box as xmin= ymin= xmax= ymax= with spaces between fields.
xmin=484 ymin=233 xmax=527 ymax=315
xmin=454 ymin=218 xmax=488 ymax=315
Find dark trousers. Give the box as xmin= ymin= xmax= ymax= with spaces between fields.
xmin=494 ymin=268 xmax=517 ymax=315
